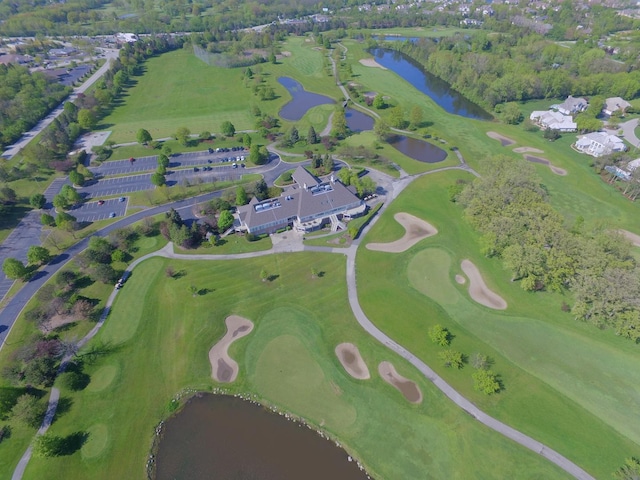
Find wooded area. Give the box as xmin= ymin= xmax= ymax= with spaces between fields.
xmin=457 ymin=156 xmax=640 ymax=342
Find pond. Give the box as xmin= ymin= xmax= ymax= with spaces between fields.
xmin=388 ymin=135 xmax=447 ymax=163
xmin=278 ymin=77 xmax=335 ymax=122
xmin=346 ymin=108 xmax=374 ymax=133
xmin=154 ymin=394 xmax=369 ymax=480
xmin=370 ymin=48 xmax=492 ymax=120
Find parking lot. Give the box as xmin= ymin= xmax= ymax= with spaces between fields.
xmin=70 ymin=197 xmax=128 ymax=222
xmin=79 ymin=173 xmax=154 ymax=197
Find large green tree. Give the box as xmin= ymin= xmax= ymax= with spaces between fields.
xmin=27 ymin=246 xmax=52 ymax=265
xmin=3 ymin=258 xmax=28 ymax=280
xmin=221 ymin=121 xmax=236 ymax=137
xmin=137 ymin=128 xmax=152 ymax=145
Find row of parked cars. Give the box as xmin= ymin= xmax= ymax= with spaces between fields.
xmin=207 ymin=146 xmax=246 ymax=154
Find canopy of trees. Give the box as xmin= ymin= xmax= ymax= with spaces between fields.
xmin=459 ymin=156 xmax=640 ymax=342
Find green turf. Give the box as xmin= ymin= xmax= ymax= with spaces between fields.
xmin=12 ymin=253 xmax=568 ymax=480
xmin=356 ymin=170 xmax=640 ymax=477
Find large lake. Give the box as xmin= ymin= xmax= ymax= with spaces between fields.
xmin=278 ymin=77 xmax=335 ymax=121
xmin=154 ymin=394 xmax=369 ymax=480
xmin=370 ymin=48 xmax=492 ymax=120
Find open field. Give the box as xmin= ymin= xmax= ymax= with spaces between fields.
xmin=356 ymin=170 xmax=640 ymax=477
xmin=11 ymin=253 xmax=568 ymax=480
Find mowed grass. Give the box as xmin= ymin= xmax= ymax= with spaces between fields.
xmin=344 ymin=38 xmax=640 ymax=229
xmin=356 ymin=169 xmax=640 ymax=477
xmin=17 ymin=253 xmax=568 ymax=480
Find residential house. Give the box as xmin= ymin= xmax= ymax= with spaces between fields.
xmin=530 ymin=110 xmax=577 ymax=132
xmin=235 ymin=166 xmax=366 ymax=235
xmin=603 ymin=97 xmax=631 ymax=116
xmin=575 ymin=132 xmax=626 ymax=157
xmin=557 ymin=95 xmax=588 ymax=116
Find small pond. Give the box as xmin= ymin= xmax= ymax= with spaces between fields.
xmin=388 ymin=135 xmax=447 ymax=163
xmin=346 ymin=108 xmax=374 ymax=133
xmin=278 ymin=77 xmax=335 ymax=122
xmin=370 ymin=48 xmax=492 ymax=120
xmin=154 ymin=394 xmax=369 ymax=480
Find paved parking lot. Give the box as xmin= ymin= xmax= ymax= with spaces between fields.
xmin=79 ymin=173 xmax=153 ymax=197
xmin=71 ymin=197 xmax=128 ymax=222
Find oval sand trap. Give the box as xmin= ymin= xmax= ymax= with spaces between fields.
xmin=486 ymin=131 xmax=515 ymax=146
xmin=209 ymin=315 xmax=254 ymax=383
xmin=461 ymin=260 xmax=507 ymax=310
xmin=513 ymin=147 xmax=543 ymax=154
xmin=378 ymin=361 xmax=422 ymax=404
xmin=366 ymin=213 xmax=437 ymax=253
xmin=455 ymin=274 xmax=466 ymax=284
xmin=335 ymin=343 xmax=370 ymax=380
xmin=619 ymin=229 xmax=640 ymax=247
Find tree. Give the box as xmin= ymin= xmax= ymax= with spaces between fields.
xmin=249 ymin=144 xmax=269 ymax=165
xmin=253 ymin=179 xmax=268 ymax=200
xmin=471 ymin=353 xmax=490 ymax=370
xmin=189 ymin=285 xmax=198 ymax=297
xmin=543 ymin=128 xmax=560 ymax=141
xmin=288 ymin=125 xmax=299 ymax=145
xmin=331 ymin=108 xmax=348 ymax=139
xmin=41 ymin=213 xmax=55 ymax=226
xmin=242 ymin=133 xmax=252 ymax=148
xmin=236 ymin=186 xmax=248 ymax=206
xmin=156 ymin=165 xmax=167 ymax=176
xmin=136 ymin=128 xmax=152 ymax=145
xmin=175 ymin=126 xmax=191 ymax=146
xmin=374 ymin=120 xmax=391 ymax=141
xmin=269 ymin=52 xmax=276 ymax=64
xmin=27 ymin=246 xmax=51 ymax=265
xmin=157 ymin=154 xmax=169 ymax=169
xmin=614 ymin=457 xmax=640 ymax=480
xmin=389 ymin=106 xmax=405 ymax=129
xmin=501 ymin=102 xmax=523 ymax=124
xmin=29 ymin=193 xmax=46 ymax=209
xmin=373 ymin=94 xmax=385 ymax=109
xmin=218 ymin=210 xmax=234 ymax=232
xmin=68 ymin=170 xmax=85 ymax=187
xmin=221 ymin=121 xmax=236 ymax=137
xmin=307 ymin=126 xmax=318 ymax=145
xmin=111 ymin=249 xmax=126 ymax=263
xmin=199 ymin=131 xmax=211 ymax=141
xmin=151 ymin=173 xmax=166 ymax=187
xmin=439 ymin=350 xmax=464 ymax=369
xmin=91 ymin=263 xmax=117 ymax=284
xmin=472 ymin=370 xmax=501 ymax=395
xmin=55 ymin=211 xmax=77 ymax=230
xmin=409 ymin=106 xmax=423 ymax=130
xmin=428 ymin=324 xmax=451 ymax=346
xmin=260 ymin=268 xmax=268 ymax=282
xmin=61 ymin=185 xmax=81 ymax=205
xmin=53 ymin=194 xmax=69 ymax=211
xmin=3 ymin=258 xmax=28 ymax=280
xmin=11 ymin=394 xmax=43 ymax=428
xmin=77 ymin=109 xmax=97 ymax=130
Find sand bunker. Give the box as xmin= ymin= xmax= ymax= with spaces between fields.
xmin=359 ymin=58 xmax=387 ymax=69
xmin=455 ymin=274 xmax=466 ymax=285
xmin=366 ymin=213 xmax=437 ymax=253
xmin=461 ymin=260 xmax=507 ymax=310
xmin=513 ymin=147 xmax=543 ymax=154
xmin=209 ymin=315 xmax=254 ymax=383
xmin=335 ymin=343 xmax=370 ymax=380
xmin=486 ymin=131 xmax=515 ymax=146
xmin=378 ymin=361 xmax=422 ymax=404
xmin=619 ymin=229 xmax=640 ymax=247
xmin=523 ymin=154 xmax=567 ymax=176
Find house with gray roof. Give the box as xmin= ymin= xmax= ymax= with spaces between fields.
xmin=530 ymin=110 xmax=577 ymax=132
xmin=603 ymin=97 xmax=631 ymax=116
xmin=557 ymin=95 xmax=588 ymax=116
xmin=235 ymin=166 xmax=366 ymax=235
xmin=575 ymin=132 xmax=626 ymax=157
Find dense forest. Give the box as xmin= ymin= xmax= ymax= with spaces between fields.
xmin=383 ymin=29 xmax=640 ymax=112
xmin=0 ymin=64 xmax=71 ymax=149
xmin=456 ymin=156 xmax=640 ymax=343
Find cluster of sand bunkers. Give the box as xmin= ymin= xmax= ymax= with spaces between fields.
xmin=209 ymin=212 xmax=509 ymax=403
xmin=486 ymin=131 xmax=567 ymax=176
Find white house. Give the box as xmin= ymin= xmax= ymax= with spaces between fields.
xmin=603 ymin=97 xmax=631 ymax=116
xmin=530 ymin=110 xmax=577 ymax=132
xmin=557 ymin=95 xmax=588 ymax=116
xmin=575 ymin=132 xmax=626 ymax=157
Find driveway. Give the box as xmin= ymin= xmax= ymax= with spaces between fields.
xmin=619 ymin=118 xmax=640 ymax=148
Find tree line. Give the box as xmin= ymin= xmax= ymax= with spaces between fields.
xmin=456 ymin=156 xmax=640 ymax=343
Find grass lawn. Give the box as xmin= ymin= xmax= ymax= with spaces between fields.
xmin=173 ymin=232 xmax=272 ymax=255
xmin=13 ymin=253 xmax=568 ymax=480
xmin=356 ymin=169 xmax=640 ymax=478
xmin=364 ymin=26 xmax=483 ymax=39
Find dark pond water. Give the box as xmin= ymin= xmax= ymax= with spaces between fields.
xmin=374 ymin=35 xmax=419 ymax=42
xmin=370 ymin=48 xmax=492 ymax=120
xmin=154 ymin=394 xmax=369 ymax=480
xmin=346 ymin=108 xmax=374 ymax=132
xmin=388 ymin=135 xmax=447 ymax=163
xmin=278 ymin=77 xmax=335 ymax=121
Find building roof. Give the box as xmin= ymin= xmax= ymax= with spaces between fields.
xmin=530 ymin=110 xmax=577 ymax=131
xmin=237 ymin=166 xmax=363 ymax=232
xmin=558 ymin=95 xmax=588 ymax=113
xmin=576 ymin=132 xmax=626 ymax=156
xmin=604 ymin=97 xmax=631 ymax=114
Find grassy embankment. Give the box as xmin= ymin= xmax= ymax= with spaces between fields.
xmin=15 ymin=253 xmax=568 ymax=480
xmin=356 ymin=170 xmax=640 ymax=478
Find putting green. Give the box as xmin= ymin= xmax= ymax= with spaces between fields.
xmin=81 ymin=424 xmax=109 ymax=459
xmin=86 ymin=365 xmax=118 ymax=393
xmin=253 ymin=333 xmax=357 ymax=430
xmin=407 ymin=248 xmax=459 ymax=306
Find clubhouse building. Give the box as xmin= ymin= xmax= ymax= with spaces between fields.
xmin=235 ymin=166 xmax=366 ymax=235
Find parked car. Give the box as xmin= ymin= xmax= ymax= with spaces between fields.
xmin=97 ymin=200 xmax=105 ymax=205
xmin=109 ymin=212 xmax=116 ymax=218
xmin=232 ymin=163 xmax=237 ymax=168
xmin=119 ymin=197 xmax=126 ymax=202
